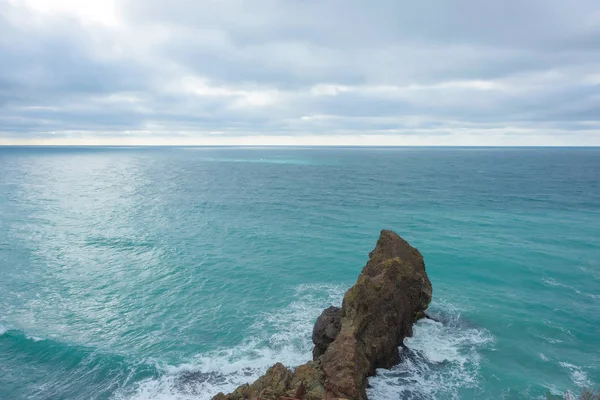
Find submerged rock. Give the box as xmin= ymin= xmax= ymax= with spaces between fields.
xmin=211 ymin=230 xmax=432 ymax=400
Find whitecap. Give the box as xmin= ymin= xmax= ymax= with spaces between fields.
xmin=542 ymin=277 xmax=582 ymax=294
xmin=559 ymin=362 xmax=592 ymax=388
xmin=543 ymin=278 xmax=560 ymax=287
xmin=26 ymin=334 xmax=45 ymax=342
xmin=537 ymin=335 xmax=563 ymax=344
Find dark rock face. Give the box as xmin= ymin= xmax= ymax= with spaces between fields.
xmin=312 ymin=306 xmax=342 ymax=360
xmin=211 ymin=230 xmax=432 ymax=400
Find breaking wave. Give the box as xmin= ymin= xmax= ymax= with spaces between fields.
xmin=367 ymin=301 xmax=494 ymax=400
xmin=115 ymin=290 xmax=493 ymax=400
xmin=114 ymin=284 xmax=345 ymax=400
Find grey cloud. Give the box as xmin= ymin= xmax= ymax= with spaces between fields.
xmin=1 ymin=0 xmax=599 ymax=143
xmin=123 ymin=0 xmax=600 ymax=49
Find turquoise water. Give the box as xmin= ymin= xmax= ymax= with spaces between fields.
xmin=0 ymin=146 xmax=598 ymax=400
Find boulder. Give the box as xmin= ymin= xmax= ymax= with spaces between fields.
xmin=211 ymin=230 xmax=432 ymax=400
xmin=312 ymin=306 xmax=342 ymax=359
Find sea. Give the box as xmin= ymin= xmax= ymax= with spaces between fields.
xmin=0 ymin=146 xmax=598 ymax=400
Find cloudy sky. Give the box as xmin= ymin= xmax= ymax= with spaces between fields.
xmin=1 ymin=0 xmax=600 ymax=145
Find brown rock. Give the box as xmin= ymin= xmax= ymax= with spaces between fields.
xmin=321 ymin=230 xmax=432 ymax=399
xmin=211 ymin=363 xmax=293 ymax=400
xmin=211 ymin=361 xmax=325 ymax=400
xmin=211 ymin=230 xmax=432 ymax=400
xmin=288 ymin=361 xmax=325 ymax=400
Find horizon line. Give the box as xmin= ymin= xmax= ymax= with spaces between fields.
xmin=1 ymin=144 xmax=600 ymax=148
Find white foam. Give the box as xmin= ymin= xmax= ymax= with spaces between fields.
xmin=115 ymin=284 xmax=345 ymax=400
xmin=0 ymin=325 xmax=44 ymax=341
xmin=367 ymin=302 xmax=494 ymax=400
xmin=542 ymin=278 xmax=581 ymax=294
xmin=117 ymin=292 xmax=493 ymax=400
xmin=543 ymin=277 xmax=560 ymax=287
xmin=539 ymin=353 xmax=549 ymax=362
xmin=536 ymin=335 xmax=563 ymax=344
xmin=26 ymin=335 xmax=45 ymax=342
xmin=559 ymin=362 xmax=592 ymax=388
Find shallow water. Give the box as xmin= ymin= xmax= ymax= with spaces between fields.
xmin=0 ymin=146 xmax=598 ymax=399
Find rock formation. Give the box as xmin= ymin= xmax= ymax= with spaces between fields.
xmin=211 ymin=230 xmax=432 ymax=400
xmin=312 ymin=306 xmax=342 ymax=360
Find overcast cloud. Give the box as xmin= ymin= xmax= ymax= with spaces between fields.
xmin=1 ymin=0 xmax=600 ymax=145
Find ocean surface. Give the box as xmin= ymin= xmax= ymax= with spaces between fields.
xmin=0 ymin=146 xmax=598 ymax=400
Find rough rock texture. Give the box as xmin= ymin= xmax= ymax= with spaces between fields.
xmin=211 ymin=363 xmax=292 ymax=400
xmin=211 ymin=362 xmax=324 ymax=400
xmin=321 ymin=230 xmax=432 ymax=399
xmin=312 ymin=306 xmax=342 ymax=360
xmin=211 ymin=230 xmax=432 ymax=400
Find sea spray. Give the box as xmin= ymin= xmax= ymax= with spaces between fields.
xmin=367 ymin=301 xmax=494 ymax=400
xmin=116 ymin=284 xmax=346 ymax=400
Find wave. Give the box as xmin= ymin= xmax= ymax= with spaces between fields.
xmin=367 ymin=301 xmax=494 ymax=400
xmin=114 ymin=284 xmax=346 ymax=400
xmin=115 ymin=288 xmax=493 ymax=400
xmin=1 ymin=287 xmax=496 ymax=400
xmin=542 ymin=277 xmax=582 ymax=294
xmin=0 ymin=328 xmax=159 ymax=400
xmin=560 ymin=362 xmax=593 ymax=389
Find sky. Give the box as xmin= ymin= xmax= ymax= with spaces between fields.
xmin=1 ymin=0 xmax=600 ymax=146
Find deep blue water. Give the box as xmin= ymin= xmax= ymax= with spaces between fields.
xmin=0 ymin=146 xmax=598 ymax=400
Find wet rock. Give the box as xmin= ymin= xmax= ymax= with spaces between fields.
xmin=312 ymin=306 xmax=342 ymax=360
xmin=211 ymin=230 xmax=432 ymax=400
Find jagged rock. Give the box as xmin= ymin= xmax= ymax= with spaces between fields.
xmin=321 ymin=230 xmax=432 ymax=399
xmin=211 ymin=361 xmax=325 ymax=400
xmin=288 ymin=361 xmax=325 ymax=400
xmin=211 ymin=230 xmax=432 ymax=400
xmin=211 ymin=363 xmax=293 ymax=400
xmin=312 ymin=306 xmax=342 ymax=360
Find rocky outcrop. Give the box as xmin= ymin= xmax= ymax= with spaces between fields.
xmin=211 ymin=230 xmax=432 ymax=400
xmin=211 ymin=362 xmax=324 ymax=400
xmin=312 ymin=306 xmax=342 ymax=360
xmin=321 ymin=230 xmax=432 ymax=399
